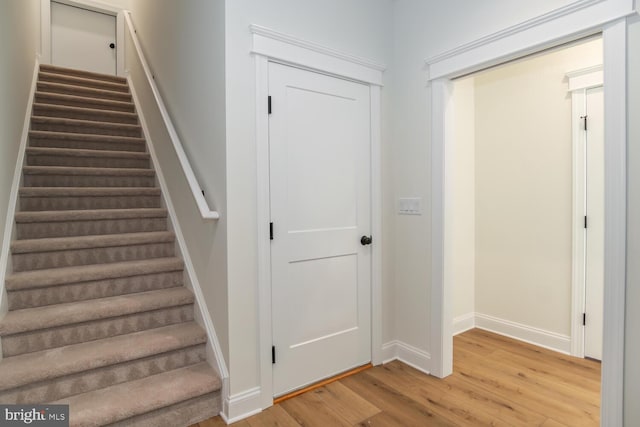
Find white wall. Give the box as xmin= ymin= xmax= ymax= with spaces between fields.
xmin=450 ymin=77 xmax=475 ymax=322
xmin=127 ymin=0 xmax=229 ymax=363
xmin=0 ymin=0 xmax=41 ymax=314
xmin=474 ymin=39 xmax=602 ymax=337
xmin=391 ymin=0 xmax=575 ymax=360
xmin=224 ymin=0 xmax=395 ymax=395
xmin=624 ymin=13 xmax=640 ymax=427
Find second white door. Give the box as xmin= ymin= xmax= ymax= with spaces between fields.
xmin=269 ymin=62 xmax=372 ymax=397
xmin=51 ymin=1 xmax=117 ymax=75
xmin=584 ymin=86 xmax=604 ymax=361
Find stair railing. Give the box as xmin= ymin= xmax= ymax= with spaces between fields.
xmin=122 ymin=11 xmax=219 ymax=220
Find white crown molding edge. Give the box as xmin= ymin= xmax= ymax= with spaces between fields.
xmin=250 ymin=24 xmax=385 ymax=86
xmin=126 ymin=75 xmax=230 ymax=386
xmin=424 ymin=0 xmax=634 ymax=80
xmin=567 ymin=64 xmax=603 ymax=91
xmin=425 ymin=0 xmax=604 ymax=66
xmin=249 ymin=24 xmax=386 ymax=72
xmin=0 ymin=57 xmax=40 ymax=361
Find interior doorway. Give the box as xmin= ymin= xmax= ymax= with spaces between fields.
xmin=448 ymin=34 xmax=603 ymax=370
xmin=50 ymin=1 xmax=117 ymax=75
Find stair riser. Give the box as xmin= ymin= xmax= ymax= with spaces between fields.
xmin=16 ymin=217 xmax=167 ymax=240
xmin=33 ymin=105 xmax=138 ymax=125
xmin=35 ymin=93 xmax=135 ymax=113
xmin=20 ymin=195 xmax=161 ymax=211
xmin=40 ymin=66 xmax=127 ymax=85
xmin=29 ymin=136 xmax=146 ymax=152
xmin=37 ymin=82 xmax=131 ymax=102
xmin=39 ymin=74 xmax=130 ymax=93
xmin=31 ymin=121 xmax=142 ymax=138
xmin=0 ymin=344 xmax=205 ymax=404
xmin=109 ymin=392 xmax=221 ymax=427
xmin=23 ymin=174 xmax=155 ymax=188
xmin=12 ymin=241 xmax=175 ymax=272
xmin=2 ymin=305 xmax=194 ymax=357
xmin=7 ymin=271 xmax=183 ymax=310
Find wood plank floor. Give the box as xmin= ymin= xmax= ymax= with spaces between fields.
xmin=192 ymin=329 xmax=601 ymax=426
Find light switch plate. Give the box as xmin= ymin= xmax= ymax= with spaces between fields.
xmin=398 ymin=197 xmax=422 ymax=215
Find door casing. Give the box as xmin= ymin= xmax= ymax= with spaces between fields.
xmin=40 ymin=0 xmax=126 ymax=76
xmin=252 ymin=25 xmax=385 ymax=414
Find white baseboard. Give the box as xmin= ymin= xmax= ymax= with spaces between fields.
xmin=474 ymin=312 xmax=571 ymax=354
xmin=382 ymin=340 xmax=431 ymax=374
xmin=220 ymin=386 xmax=262 ymax=424
xmin=453 ymin=312 xmax=475 ymax=336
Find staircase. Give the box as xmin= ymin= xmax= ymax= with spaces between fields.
xmin=0 ymin=64 xmax=221 ymax=426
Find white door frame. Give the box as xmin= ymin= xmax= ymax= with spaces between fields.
xmin=251 ymin=24 xmax=385 ymax=412
xmin=426 ymin=1 xmax=634 ymax=425
xmin=568 ymin=65 xmax=604 ymax=358
xmin=40 ymin=0 xmax=126 ymax=76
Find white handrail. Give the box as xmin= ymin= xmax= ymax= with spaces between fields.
xmin=123 ymin=11 xmax=219 ymax=220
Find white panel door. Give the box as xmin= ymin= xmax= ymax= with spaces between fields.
xmin=269 ymin=62 xmax=372 ymax=396
xmin=51 ymin=1 xmax=117 ymax=75
xmin=584 ymin=86 xmax=604 ymax=361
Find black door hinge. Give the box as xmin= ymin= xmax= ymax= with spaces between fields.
xmin=581 ymin=115 xmax=588 ymax=131
xmin=268 ymin=96 xmax=272 ymax=114
xmin=272 ymin=346 xmax=276 ymax=364
xmin=584 ymin=216 xmax=588 ymax=229
xmin=270 ymin=222 xmax=274 ymax=240
xmin=583 ymin=313 xmax=586 ymax=326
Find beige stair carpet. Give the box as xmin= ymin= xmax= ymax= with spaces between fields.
xmin=0 ymin=64 xmax=221 ymax=426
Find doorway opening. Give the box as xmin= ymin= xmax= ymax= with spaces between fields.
xmin=448 ymin=35 xmax=603 ymax=421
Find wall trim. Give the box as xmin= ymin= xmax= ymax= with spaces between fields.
xmin=424 ymin=0 xmax=634 ymax=80
xmin=40 ymin=0 xmax=127 ymax=76
xmin=475 ymin=313 xmax=571 ymax=355
xmin=453 ymin=313 xmax=475 ymax=336
xmin=220 ymin=387 xmax=263 ymax=424
xmin=250 ymin=24 xmax=386 ymax=86
xmin=427 ymin=3 xmax=631 ymax=424
xmin=0 ymin=58 xmax=40 ymax=361
xmin=254 ymin=26 xmax=385 ymax=412
xmin=127 ymin=76 xmax=229 ymax=391
xmin=381 ymin=340 xmax=431 ymax=374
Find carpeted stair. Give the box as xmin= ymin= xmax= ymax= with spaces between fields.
xmin=0 ymin=64 xmax=221 ymax=426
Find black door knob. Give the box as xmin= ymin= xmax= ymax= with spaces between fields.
xmin=360 ymin=235 xmax=372 ymax=246
xmin=109 ymin=43 xmax=116 ymax=49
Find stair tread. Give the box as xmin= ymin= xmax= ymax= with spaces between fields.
xmin=40 ymin=64 xmax=127 ymax=84
xmin=35 ymin=91 xmax=134 ymax=108
xmin=55 ymin=362 xmax=220 ymax=426
xmin=6 ymin=257 xmax=183 ymax=291
xmin=23 ymin=166 xmax=154 ymax=176
xmin=0 ymin=322 xmax=205 ymax=391
xmin=29 ymin=130 xmax=144 ymax=144
xmin=20 ymin=187 xmax=160 ymax=197
xmin=39 ymin=72 xmax=129 ymax=93
xmin=11 ymin=231 xmax=175 ymax=253
xmin=15 ymin=208 xmax=166 ymax=223
xmin=26 ymin=147 xmax=150 ymax=160
xmin=37 ymin=81 xmax=131 ymax=100
xmin=31 ymin=116 xmax=142 ymax=131
xmin=33 ymin=103 xmax=137 ymax=120
xmin=0 ymin=287 xmax=194 ymax=336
